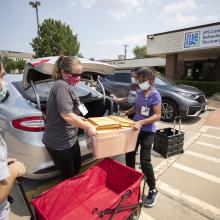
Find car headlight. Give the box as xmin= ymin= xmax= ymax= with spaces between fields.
xmin=176 ymin=92 xmax=198 ymax=100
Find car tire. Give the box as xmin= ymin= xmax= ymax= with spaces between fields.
xmin=161 ymin=99 xmax=178 ymax=122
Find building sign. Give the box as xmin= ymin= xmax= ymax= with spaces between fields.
xmin=184 ymin=31 xmax=200 ymax=48
xmin=109 ymin=61 xmax=126 ymax=65
xmin=183 ymin=24 xmax=220 ymax=49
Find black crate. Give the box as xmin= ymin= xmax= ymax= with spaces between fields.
xmin=153 ymin=127 xmax=184 ymax=158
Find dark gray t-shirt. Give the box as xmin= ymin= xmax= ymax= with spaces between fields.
xmin=42 ymin=80 xmax=78 ymax=150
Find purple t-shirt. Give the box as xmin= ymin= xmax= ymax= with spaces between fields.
xmin=133 ymin=88 xmax=161 ymax=132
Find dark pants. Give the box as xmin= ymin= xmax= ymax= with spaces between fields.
xmin=126 ymin=131 xmax=156 ymax=190
xmin=46 ymin=140 xmax=81 ymax=180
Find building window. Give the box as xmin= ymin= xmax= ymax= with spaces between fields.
xmin=184 ymin=60 xmax=216 ymax=81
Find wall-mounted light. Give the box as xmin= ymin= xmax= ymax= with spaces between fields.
xmin=147 ymin=35 xmax=154 ymax=40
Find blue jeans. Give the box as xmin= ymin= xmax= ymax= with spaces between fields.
xmin=126 ymin=131 xmax=156 ymax=190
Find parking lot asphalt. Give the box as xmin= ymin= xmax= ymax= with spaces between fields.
xmin=9 ymin=107 xmax=220 ymax=220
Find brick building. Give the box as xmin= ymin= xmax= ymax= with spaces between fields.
xmin=147 ymin=22 xmax=220 ymax=81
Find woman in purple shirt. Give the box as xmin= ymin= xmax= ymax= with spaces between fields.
xmin=125 ymin=68 xmax=161 ymax=208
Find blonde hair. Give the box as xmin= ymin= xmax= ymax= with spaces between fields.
xmin=52 ymin=56 xmax=82 ymax=80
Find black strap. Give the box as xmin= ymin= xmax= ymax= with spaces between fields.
xmin=16 ymin=177 xmax=35 ymax=220
xmin=68 ymin=90 xmax=81 ymax=115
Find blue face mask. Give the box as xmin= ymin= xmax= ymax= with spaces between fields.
xmin=139 ymin=81 xmax=150 ymax=91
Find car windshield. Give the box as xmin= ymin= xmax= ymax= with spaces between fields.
xmin=155 ymin=75 xmax=175 ymax=86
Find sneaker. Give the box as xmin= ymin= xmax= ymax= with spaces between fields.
xmin=144 ymin=188 xmax=159 ymax=208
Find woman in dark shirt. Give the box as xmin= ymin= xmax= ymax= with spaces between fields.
xmin=43 ymin=56 xmax=97 ymax=180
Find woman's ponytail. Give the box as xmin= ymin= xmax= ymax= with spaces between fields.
xmin=52 ymin=56 xmax=64 ymax=80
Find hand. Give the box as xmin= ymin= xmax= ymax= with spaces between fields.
xmin=132 ymin=121 xmax=142 ymax=130
xmin=87 ymin=126 xmax=97 ymax=137
xmin=110 ymin=94 xmax=117 ymax=100
xmin=120 ymin=111 xmax=128 ymax=117
xmin=8 ymin=161 xmax=26 ymax=178
xmin=79 ymin=116 xmax=87 ymax=121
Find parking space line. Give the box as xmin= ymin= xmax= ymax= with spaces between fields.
xmin=202 ymin=134 xmax=220 ymax=140
xmin=157 ymin=180 xmax=220 ymax=220
xmin=172 ymin=162 xmax=220 ymax=184
xmin=185 ymin=150 xmax=220 ymax=163
xmin=154 ymin=156 xmax=178 ymax=179
xmin=201 ymin=126 xmax=220 ymax=132
xmin=196 ymin=141 xmax=220 ymax=150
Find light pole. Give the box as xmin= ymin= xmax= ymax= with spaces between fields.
xmin=29 ymin=1 xmax=41 ymax=37
xmin=123 ymin=44 xmax=128 ymax=59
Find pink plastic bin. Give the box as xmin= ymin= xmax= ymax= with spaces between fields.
xmin=89 ymin=128 xmax=139 ymax=159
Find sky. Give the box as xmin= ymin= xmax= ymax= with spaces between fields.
xmin=0 ymin=0 xmax=219 ymax=59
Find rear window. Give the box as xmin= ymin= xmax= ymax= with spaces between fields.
xmin=106 ymin=72 xmax=131 ymax=83
xmin=12 ymin=81 xmax=100 ymax=104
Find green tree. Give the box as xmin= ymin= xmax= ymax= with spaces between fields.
xmin=16 ymin=59 xmax=26 ymax=71
xmin=31 ymin=19 xmax=80 ymax=58
xmin=133 ymin=45 xmax=149 ymax=58
xmin=3 ymin=58 xmax=16 ymax=73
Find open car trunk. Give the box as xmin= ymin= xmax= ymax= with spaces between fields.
xmin=20 ymin=56 xmax=117 ymax=132
xmin=22 ymin=57 xmax=115 ymax=89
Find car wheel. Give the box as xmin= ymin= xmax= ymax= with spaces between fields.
xmin=161 ymin=99 xmax=178 ymax=122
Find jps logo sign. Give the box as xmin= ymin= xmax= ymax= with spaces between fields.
xmin=184 ymin=31 xmax=200 ymax=48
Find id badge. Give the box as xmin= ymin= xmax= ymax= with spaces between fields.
xmin=141 ymin=106 xmax=150 ymax=116
xmin=78 ymin=104 xmax=88 ymax=116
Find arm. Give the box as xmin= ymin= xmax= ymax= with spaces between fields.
xmin=60 ymin=113 xmax=97 ymax=136
xmin=0 ymin=161 xmax=26 ymax=204
xmin=0 ymin=174 xmax=16 ymax=203
xmin=133 ymin=104 xmax=161 ymax=130
xmin=55 ymin=87 xmax=97 ymax=136
xmin=110 ymin=94 xmax=127 ymax=104
xmin=125 ymin=106 xmax=136 ymax=115
xmin=114 ymin=97 xmax=128 ymax=103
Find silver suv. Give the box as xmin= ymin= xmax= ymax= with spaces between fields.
xmin=97 ymin=70 xmax=208 ymax=122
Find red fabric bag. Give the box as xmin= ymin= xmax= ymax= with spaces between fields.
xmin=32 ymin=159 xmax=143 ymax=220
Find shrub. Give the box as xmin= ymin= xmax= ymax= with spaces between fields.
xmin=175 ymin=80 xmax=220 ymax=97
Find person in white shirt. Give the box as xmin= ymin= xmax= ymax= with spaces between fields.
xmin=112 ymin=67 xmax=141 ymax=105
xmin=0 ymin=135 xmax=26 ymax=220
